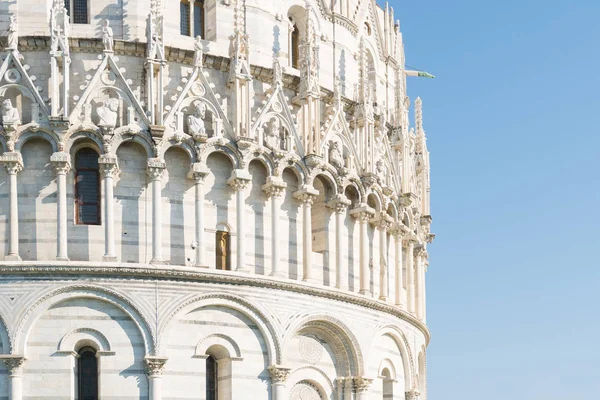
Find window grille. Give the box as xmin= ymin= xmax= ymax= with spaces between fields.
xmin=75 ymin=148 xmax=101 ymax=225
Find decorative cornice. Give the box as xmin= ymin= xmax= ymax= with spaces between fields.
xmin=0 ymin=262 xmax=431 ymax=344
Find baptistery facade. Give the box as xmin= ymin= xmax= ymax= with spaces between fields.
xmin=0 ymin=0 xmax=434 ymax=399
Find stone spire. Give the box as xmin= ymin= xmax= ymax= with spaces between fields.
xmin=299 ymin=2 xmax=319 ymax=97
xmin=148 ymin=0 xmax=165 ymax=61
xmin=228 ymin=0 xmax=251 ymax=82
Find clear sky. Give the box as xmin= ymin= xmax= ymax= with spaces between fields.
xmin=386 ymin=0 xmax=600 ymax=398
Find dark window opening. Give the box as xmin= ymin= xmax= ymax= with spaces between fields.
xmin=65 ymin=0 xmax=89 ymax=24
xmin=194 ymin=1 xmax=204 ymax=37
xmin=180 ymin=1 xmax=191 ymax=36
xmin=75 ymin=148 xmax=101 ymax=225
xmin=78 ymin=347 xmax=98 ymax=400
xmin=215 ymin=231 xmax=230 ymax=271
xmin=206 ymin=355 xmax=218 ymax=400
xmin=291 ymin=23 xmax=300 ymax=69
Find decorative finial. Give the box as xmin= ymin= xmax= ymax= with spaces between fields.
xmin=7 ymin=16 xmax=18 ymax=51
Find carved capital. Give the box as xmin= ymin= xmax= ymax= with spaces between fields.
xmin=327 ymin=194 xmax=351 ymax=214
xmin=227 ymin=169 xmax=251 ymax=191
xmin=146 ymin=158 xmax=166 ymax=181
xmin=268 ymin=365 xmax=291 ymax=384
xmin=262 ymin=177 xmax=287 ymax=199
xmin=353 ymin=376 xmax=373 ymax=392
xmin=0 ymin=356 xmax=26 ymax=375
xmin=405 ymin=389 xmax=420 ymax=400
xmin=99 ymin=155 xmax=119 ymax=179
xmin=293 ymin=185 xmax=319 ymax=205
xmin=0 ymin=152 xmax=23 ymax=175
xmin=189 ymin=162 xmax=209 ymax=183
xmin=361 ymin=172 xmax=378 ymax=188
xmin=144 ymin=356 xmax=168 ymax=376
xmin=51 ymin=152 xmax=71 ymax=175
xmin=350 ymin=205 xmax=375 ymax=223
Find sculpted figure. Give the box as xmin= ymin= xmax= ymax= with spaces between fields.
xmin=376 ymin=159 xmax=386 ymax=181
xmin=329 ymin=141 xmax=344 ymax=169
xmin=187 ymin=101 xmax=207 ymax=137
xmin=97 ymin=98 xmax=119 ymax=128
xmin=194 ymin=36 xmax=203 ymax=67
xmin=7 ymin=16 xmax=18 ymax=50
xmin=1 ymin=99 xmax=20 ymax=124
xmin=264 ymin=117 xmax=281 ymax=150
xmin=102 ymin=20 xmax=114 ymax=52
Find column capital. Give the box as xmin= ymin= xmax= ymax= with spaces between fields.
xmin=327 ymin=194 xmax=351 ymax=214
xmin=262 ymin=177 xmax=287 ymax=199
xmin=146 ymin=158 xmax=166 ymax=181
xmin=0 ymin=355 xmax=26 ymax=374
xmin=189 ymin=162 xmax=209 ymax=183
xmin=353 ymin=376 xmax=374 ymax=392
xmin=371 ymin=212 xmax=393 ymax=231
xmin=350 ymin=204 xmax=375 ymax=223
xmin=50 ymin=151 xmax=71 ymax=175
xmin=0 ymin=152 xmax=23 ymax=175
xmin=293 ymin=185 xmax=319 ymax=205
xmin=405 ymin=389 xmax=421 ymax=400
xmin=144 ymin=356 xmax=168 ymax=376
xmin=414 ymin=244 xmax=428 ymax=258
xmin=99 ymin=155 xmax=119 ymax=178
xmin=227 ymin=169 xmax=251 ymax=191
xmin=268 ymin=365 xmax=291 ymax=384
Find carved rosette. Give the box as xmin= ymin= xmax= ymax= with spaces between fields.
xmin=0 ymin=152 xmax=23 ymax=175
xmin=353 ymin=376 xmax=373 ymax=393
xmin=146 ymin=158 xmax=166 ymax=181
xmin=268 ymin=365 xmax=291 ymax=384
xmin=144 ymin=356 xmax=168 ymax=376
xmin=0 ymin=356 xmax=26 ymax=375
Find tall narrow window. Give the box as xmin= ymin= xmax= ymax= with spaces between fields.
xmin=291 ymin=22 xmax=300 ymax=68
xmin=206 ymin=355 xmax=218 ymax=400
xmin=75 ymin=148 xmax=101 ymax=225
xmin=181 ymin=1 xmax=205 ymax=37
xmin=78 ymin=347 xmax=98 ymax=400
xmin=65 ymin=0 xmax=89 ymax=24
xmin=180 ymin=0 xmax=191 ymax=36
xmin=215 ymin=231 xmax=230 ymax=271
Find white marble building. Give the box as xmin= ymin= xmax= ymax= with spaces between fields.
xmin=0 ymin=0 xmax=434 ymax=399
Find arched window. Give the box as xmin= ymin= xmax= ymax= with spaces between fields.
xmin=181 ymin=0 xmax=205 ymax=37
xmin=78 ymin=347 xmax=98 ymax=400
xmin=64 ymin=0 xmax=89 ymax=24
xmin=381 ymin=368 xmax=393 ymax=399
xmin=215 ymin=230 xmax=230 ymax=270
xmin=206 ymin=355 xmax=218 ymax=400
xmin=290 ymin=21 xmax=300 ymax=69
xmin=75 ymin=148 xmax=101 ymax=225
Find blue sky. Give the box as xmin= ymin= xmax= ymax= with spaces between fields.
xmin=387 ymin=0 xmax=600 ymax=398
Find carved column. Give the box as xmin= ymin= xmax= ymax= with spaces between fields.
xmin=145 ymin=356 xmax=167 ymax=400
xmin=99 ymin=156 xmax=119 ymax=261
xmin=147 ymin=159 xmax=166 ymax=264
xmin=228 ymin=169 xmax=251 ymax=272
xmin=350 ymin=206 xmax=374 ymax=295
xmin=0 ymin=356 xmax=26 ymax=400
xmin=328 ymin=195 xmax=351 ymax=291
xmin=415 ymin=245 xmax=427 ymax=320
xmin=191 ymin=163 xmax=209 ymax=267
xmin=353 ymin=376 xmax=373 ymax=400
xmin=343 ymin=376 xmax=354 ymax=400
xmin=373 ymin=216 xmax=391 ymax=301
xmin=391 ymin=226 xmax=406 ymax=309
xmin=405 ymin=239 xmax=416 ymax=314
xmin=51 ymin=152 xmax=71 ymax=261
xmin=262 ymin=177 xmax=287 ymax=278
xmin=268 ymin=365 xmax=291 ymax=400
xmin=293 ymin=186 xmax=318 ymax=282
xmin=0 ymin=152 xmax=23 ymax=261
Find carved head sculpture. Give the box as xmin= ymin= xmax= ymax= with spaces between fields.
xmin=106 ymin=98 xmax=119 ymax=112
xmin=193 ymin=101 xmax=206 ymax=119
xmin=2 ymin=99 xmax=12 ymax=111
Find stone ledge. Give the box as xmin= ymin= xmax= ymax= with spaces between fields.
xmin=0 ymin=261 xmax=431 ymax=344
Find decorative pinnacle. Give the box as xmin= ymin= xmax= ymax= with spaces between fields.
xmin=415 ymin=97 xmax=423 ymax=133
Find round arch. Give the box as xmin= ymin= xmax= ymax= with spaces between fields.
xmin=65 ymin=130 xmax=105 ymax=155
xmin=0 ymin=312 xmax=10 ymax=353
xmin=159 ymin=292 xmax=281 ymax=365
xmin=367 ymin=325 xmax=416 ymax=390
xmin=15 ymin=129 xmax=60 ymax=153
xmin=111 ymin=130 xmax=156 ymax=158
xmin=287 ymin=366 xmax=333 ymax=399
xmin=284 ymin=314 xmax=364 ymax=376
xmin=14 ymin=284 xmax=155 ymax=355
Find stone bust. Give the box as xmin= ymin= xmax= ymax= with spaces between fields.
xmin=187 ymin=101 xmax=207 ymax=138
xmin=97 ymin=98 xmax=119 ymax=128
xmin=329 ymin=141 xmax=344 ymax=169
xmin=1 ymin=99 xmax=20 ymax=124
